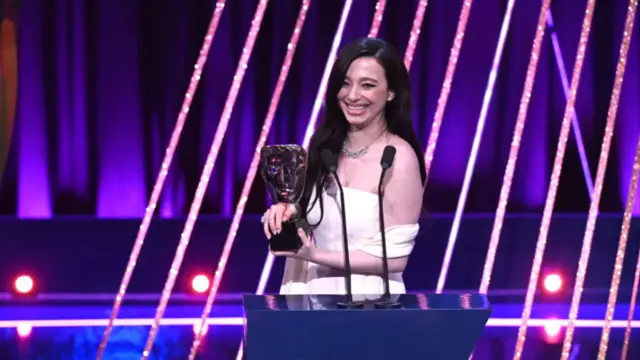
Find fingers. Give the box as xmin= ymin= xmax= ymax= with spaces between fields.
xmin=298 ymin=228 xmax=311 ymax=247
xmin=273 ymin=205 xmax=283 ymax=233
xmin=264 ymin=203 xmax=287 ymax=239
xmin=263 ymin=209 xmax=272 ymax=239
xmin=267 ymin=204 xmax=281 ymax=235
xmin=282 ymin=203 xmax=297 ymax=222
xmin=282 ymin=206 xmax=293 ymax=222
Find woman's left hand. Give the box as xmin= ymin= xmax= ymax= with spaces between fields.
xmin=271 ymin=228 xmax=316 ymax=261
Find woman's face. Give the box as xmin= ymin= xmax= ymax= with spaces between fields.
xmin=337 ymin=57 xmax=394 ymax=129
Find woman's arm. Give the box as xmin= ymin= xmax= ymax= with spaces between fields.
xmin=306 ymin=249 xmax=408 ymax=275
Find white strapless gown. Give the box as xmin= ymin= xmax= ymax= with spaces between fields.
xmin=279 ymin=184 xmax=419 ymax=300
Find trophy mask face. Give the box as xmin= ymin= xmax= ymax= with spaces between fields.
xmin=260 ymin=145 xmax=307 ymax=203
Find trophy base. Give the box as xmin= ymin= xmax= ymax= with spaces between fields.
xmin=269 ymin=220 xmax=307 ymax=253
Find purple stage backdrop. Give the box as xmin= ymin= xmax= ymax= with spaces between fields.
xmin=0 ymin=0 xmax=639 ymax=218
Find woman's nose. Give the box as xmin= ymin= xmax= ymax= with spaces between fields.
xmin=346 ymin=86 xmax=361 ymax=101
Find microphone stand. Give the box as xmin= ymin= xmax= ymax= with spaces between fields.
xmin=375 ymin=166 xmax=401 ymax=309
xmin=332 ymin=173 xmax=364 ymax=310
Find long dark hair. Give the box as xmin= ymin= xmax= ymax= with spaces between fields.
xmin=300 ymin=37 xmax=427 ymax=222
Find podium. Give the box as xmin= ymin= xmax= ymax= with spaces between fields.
xmin=242 ymin=293 xmax=491 ymax=360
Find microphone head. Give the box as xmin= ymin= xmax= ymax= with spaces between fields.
xmin=381 ymin=146 xmax=397 ymax=170
xmin=320 ymin=149 xmax=338 ymax=173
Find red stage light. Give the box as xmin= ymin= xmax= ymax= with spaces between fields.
xmin=191 ymin=274 xmax=210 ymax=294
xmin=13 ymin=275 xmax=35 ymax=295
xmin=542 ymin=273 xmax=563 ymax=294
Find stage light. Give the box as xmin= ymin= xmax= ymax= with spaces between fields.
xmin=542 ymin=319 xmax=563 ymax=344
xmin=190 ymin=274 xmax=210 ymax=294
xmin=543 ymin=273 xmax=563 ymax=294
xmin=16 ymin=323 xmax=32 ymax=338
xmin=11 ymin=274 xmax=36 ymax=297
xmin=193 ymin=322 xmax=208 ymax=336
xmin=544 ymin=321 xmax=561 ymax=336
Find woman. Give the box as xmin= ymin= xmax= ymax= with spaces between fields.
xmin=262 ymin=37 xmax=426 ymax=297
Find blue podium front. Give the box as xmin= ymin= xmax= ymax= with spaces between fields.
xmin=242 ymin=293 xmax=491 ymax=360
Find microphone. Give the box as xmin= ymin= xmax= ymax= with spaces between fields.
xmin=320 ymin=149 xmax=363 ymax=309
xmin=375 ymin=146 xmax=401 ymax=309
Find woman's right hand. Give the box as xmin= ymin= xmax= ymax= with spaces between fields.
xmin=262 ymin=203 xmax=298 ymax=239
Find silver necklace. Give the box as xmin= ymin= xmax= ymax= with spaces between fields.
xmin=341 ymin=143 xmax=369 ymax=159
xmin=342 ymin=131 xmax=387 ymax=159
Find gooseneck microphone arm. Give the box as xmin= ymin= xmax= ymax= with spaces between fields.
xmin=375 ymin=146 xmax=401 ymax=309
xmin=320 ymin=149 xmax=363 ymax=309
xmin=333 ymin=172 xmax=354 ymax=302
xmin=378 ymin=166 xmax=391 ymax=300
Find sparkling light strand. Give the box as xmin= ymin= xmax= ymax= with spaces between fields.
xmin=565 ymin=1 xmax=637 ymax=358
xmin=300 ymin=0 xmax=354 ymax=148
xmin=513 ymin=1 xmax=597 ymax=358
xmin=479 ymin=0 xmax=551 ymax=296
xmin=254 ymin=0 xmax=356 ymax=302
xmin=620 ymin=136 xmax=640 ymax=360
xmin=424 ymin=0 xmax=474 ymax=188
xmin=367 ymin=0 xmax=387 ymax=38
xmin=436 ymin=0 xmax=517 ymax=293
xmin=94 ymin=2 xmax=227 ymax=358
xmin=403 ymin=0 xmax=429 ymax=69
xmin=140 ymin=1 xmax=270 ymax=358
xmin=186 ymin=2 xmax=311 ymax=359
xmin=546 ymin=10 xmax=595 ymax=197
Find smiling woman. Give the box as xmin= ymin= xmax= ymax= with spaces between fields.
xmin=261 ymin=37 xmax=427 ymax=297
xmin=338 ymin=57 xmax=395 ymax=130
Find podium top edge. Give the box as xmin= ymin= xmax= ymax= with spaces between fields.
xmin=242 ymin=293 xmax=491 ymax=311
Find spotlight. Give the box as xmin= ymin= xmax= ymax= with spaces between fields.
xmin=190 ymin=274 xmax=210 ymax=294
xmin=11 ymin=274 xmax=37 ymax=298
xmin=193 ymin=322 xmax=209 ymax=336
xmin=542 ymin=319 xmax=562 ymax=344
xmin=16 ymin=323 xmax=32 ymax=338
xmin=542 ymin=273 xmax=563 ymax=294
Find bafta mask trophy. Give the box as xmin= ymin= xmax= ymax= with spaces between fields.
xmin=260 ymin=144 xmax=309 ymax=253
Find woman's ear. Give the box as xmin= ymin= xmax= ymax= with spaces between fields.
xmin=387 ymin=91 xmax=395 ymax=101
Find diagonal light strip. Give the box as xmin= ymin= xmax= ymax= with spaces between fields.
xmin=300 ymin=0 xmax=354 ymax=149
xmin=621 ymin=134 xmax=640 ymax=359
xmin=514 ymin=1 xmax=597 ymax=357
xmin=436 ymin=0 xmax=517 ymax=294
xmin=562 ymin=1 xmax=636 ymax=356
xmin=404 ymin=0 xmax=429 ymax=69
xmin=95 ymin=2 xmax=228 ymax=358
xmin=182 ymin=2 xmax=310 ymax=359
xmin=367 ymin=0 xmax=388 ymax=38
xmin=423 ymin=0 xmax=475 ymax=184
xmin=477 ymin=0 xmax=551 ymax=297
xmin=139 ymin=1 xmax=271 ymax=358
xmin=546 ymin=10 xmax=595 ymax=197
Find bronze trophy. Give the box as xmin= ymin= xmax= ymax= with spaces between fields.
xmin=260 ymin=144 xmax=309 ymax=253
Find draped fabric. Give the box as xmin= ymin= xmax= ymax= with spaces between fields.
xmin=1 ymin=0 xmax=639 ymax=217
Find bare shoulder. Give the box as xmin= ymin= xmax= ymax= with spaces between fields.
xmin=382 ymin=136 xmax=424 ymax=223
xmin=387 ymin=136 xmax=420 ymax=171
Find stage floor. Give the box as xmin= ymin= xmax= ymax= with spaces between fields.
xmin=0 ymin=294 xmax=638 ymax=359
